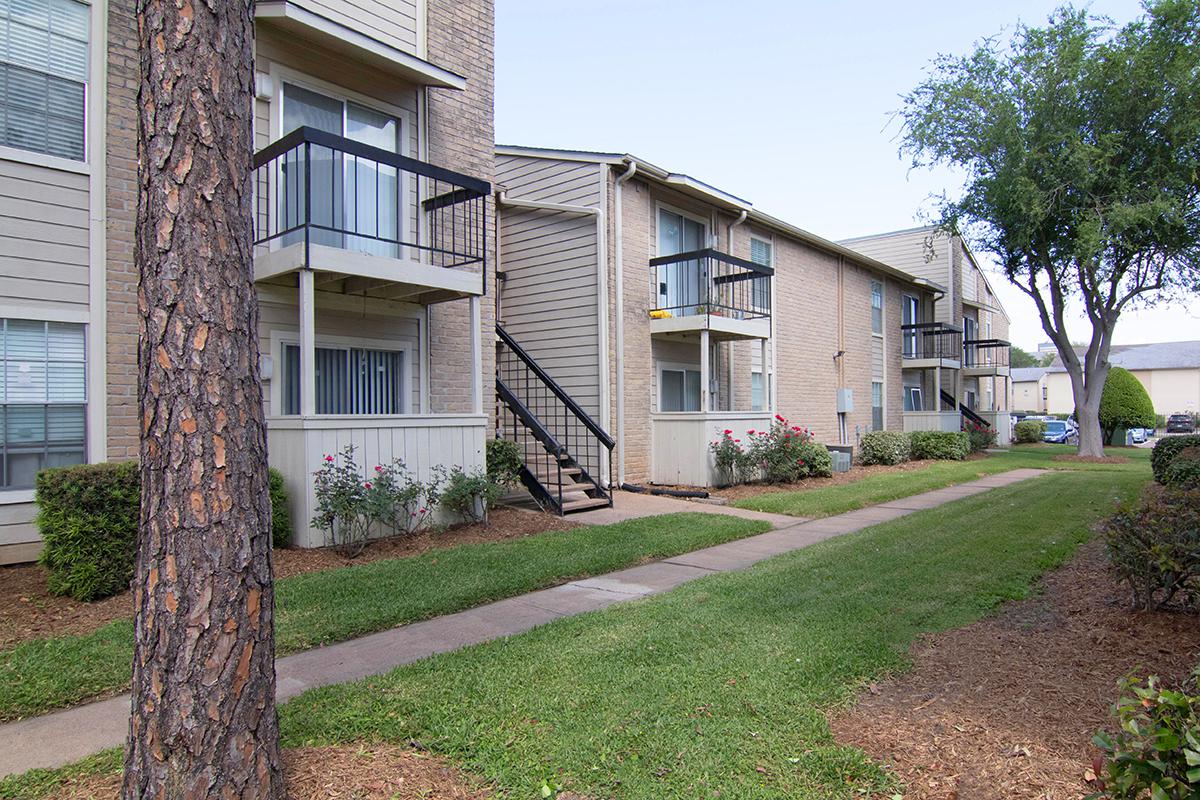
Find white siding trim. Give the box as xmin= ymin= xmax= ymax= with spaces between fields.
xmin=269 ymin=328 xmax=416 ymax=416
xmin=0 ymin=148 xmax=90 ymax=175
xmin=86 ymin=0 xmax=107 ymax=462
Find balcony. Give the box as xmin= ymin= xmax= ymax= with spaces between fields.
xmin=252 ymin=126 xmax=490 ymax=304
xmin=963 ymin=338 xmax=1011 ymax=377
xmin=901 ymin=322 xmax=962 ymax=369
xmin=648 ymin=249 xmax=771 ymax=341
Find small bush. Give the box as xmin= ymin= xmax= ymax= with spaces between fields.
xmin=709 ymin=429 xmax=750 ymax=486
xmin=796 ymin=441 xmax=833 ymax=478
xmin=1014 ymin=419 xmax=1046 ymax=443
xmin=485 ymin=438 xmax=523 ymax=487
xmin=909 ymin=431 xmax=970 ymax=461
xmin=1092 ymin=670 xmax=1200 ymax=800
xmin=1163 ymin=448 xmax=1200 ymax=491
xmin=442 ymin=467 xmax=503 ymax=524
xmin=744 ymin=416 xmax=822 ymax=483
xmin=1152 ymin=435 xmax=1200 ymax=483
xmin=36 ymin=462 xmax=139 ymax=602
xmin=859 ymin=430 xmax=910 ymax=465
xmin=965 ymin=422 xmax=998 ymax=453
xmin=1099 ymin=367 xmax=1155 ymax=446
xmin=268 ymin=468 xmax=292 ymax=548
xmin=1099 ymin=486 xmax=1200 ymax=612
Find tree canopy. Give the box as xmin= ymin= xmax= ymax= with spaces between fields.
xmin=899 ymin=0 xmax=1200 ymax=455
xmin=1098 ymin=367 xmax=1155 ymax=443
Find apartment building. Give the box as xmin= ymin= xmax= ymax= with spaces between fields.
xmin=1043 ymin=341 xmax=1200 ymax=417
xmin=841 ymin=226 xmax=1014 ymax=441
xmin=493 ymin=147 xmax=945 ymax=493
xmin=0 ymin=0 xmax=496 ymax=562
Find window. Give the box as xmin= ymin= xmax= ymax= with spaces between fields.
xmin=749 ymin=236 xmax=772 ymax=312
xmin=282 ymin=343 xmax=407 ymax=415
xmin=963 ymin=315 xmax=978 ymax=365
xmin=901 ymin=294 xmax=920 ymax=356
xmin=870 ymin=281 xmax=883 ymax=335
xmin=0 ymin=319 xmax=86 ymax=488
xmin=964 ymin=389 xmax=977 ymax=411
xmin=656 ymin=208 xmax=706 ymax=315
xmin=751 ymin=371 xmax=764 ymax=412
xmin=660 ymin=366 xmax=701 ymax=412
xmin=904 ymin=385 xmax=923 ymax=412
xmin=871 ymin=381 xmax=883 ymax=430
xmin=0 ymin=0 xmax=89 ymax=160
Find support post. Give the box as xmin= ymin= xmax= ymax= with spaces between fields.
xmin=700 ymin=329 xmax=710 ymax=413
xmin=470 ymin=294 xmax=483 ymax=415
xmin=299 ymin=268 xmax=316 ymax=417
xmin=759 ymin=338 xmax=769 ymax=412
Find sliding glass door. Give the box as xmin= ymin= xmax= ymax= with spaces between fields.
xmin=657 ymin=208 xmax=706 ymax=314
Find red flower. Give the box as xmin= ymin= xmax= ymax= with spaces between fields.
xmin=364 ymin=482 xmax=373 ymax=489
xmin=324 ymin=454 xmax=334 ymax=463
xmin=748 ymin=429 xmax=756 ymax=435
xmin=734 ymin=439 xmax=741 ymax=443
xmin=723 ymin=429 xmax=733 ymax=435
xmin=775 ymin=414 xmax=785 ymax=422
xmin=374 ymin=465 xmax=383 ymax=472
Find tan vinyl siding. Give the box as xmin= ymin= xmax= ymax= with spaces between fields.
xmin=0 ymin=160 xmax=90 ymax=312
xmin=289 ymin=0 xmax=419 ymax=55
xmin=497 ymin=155 xmax=603 ymax=418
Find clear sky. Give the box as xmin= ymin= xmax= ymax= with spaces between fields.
xmin=494 ymin=0 xmax=1199 ymax=352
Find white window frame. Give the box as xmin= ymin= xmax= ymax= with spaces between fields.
xmin=901 ymin=293 xmax=921 ymax=355
xmin=657 ymin=360 xmax=702 ymax=414
xmin=271 ymin=331 xmax=414 ymax=417
xmin=871 ymin=380 xmax=884 ymax=430
xmin=905 ymin=385 xmax=923 ymax=412
xmin=0 ymin=0 xmax=94 ymax=171
xmin=267 ymin=65 xmax=415 ymax=257
xmin=870 ymin=280 xmax=884 ymax=336
xmin=653 ymin=201 xmax=710 ymax=313
xmin=750 ymin=370 xmax=764 ymax=412
xmin=748 ymin=233 xmax=773 ymax=315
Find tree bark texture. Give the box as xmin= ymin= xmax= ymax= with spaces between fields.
xmin=124 ymin=0 xmax=285 ymax=796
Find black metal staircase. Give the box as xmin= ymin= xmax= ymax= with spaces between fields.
xmin=940 ymin=389 xmax=990 ymax=429
xmin=495 ymin=325 xmax=615 ymax=515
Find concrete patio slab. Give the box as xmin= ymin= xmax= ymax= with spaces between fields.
xmin=0 ymin=468 xmax=1049 ymax=779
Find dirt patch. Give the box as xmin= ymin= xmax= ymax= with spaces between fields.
xmin=40 ymin=744 xmax=493 ymax=799
xmin=1052 ymin=454 xmax=1130 ymax=464
xmin=829 ymin=539 xmax=1200 ymax=800
xmin=0 ymin=508 xmax=577 ymax=649
xmin=660 ymin=459 xmax=956 ymax=503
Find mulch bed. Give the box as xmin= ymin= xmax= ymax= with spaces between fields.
xmin=829 ymin=539 xmax=1200 ymax=800
xmin=40 ymin=744 xmax=493 ymax=799
xmin=1052 ymin=454 xmax=1130 ymax=464
xmin=0 ymin=508 xmax=577 ymax=650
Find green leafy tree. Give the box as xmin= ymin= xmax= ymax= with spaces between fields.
xmin=1010 ymin=345 xmax=1046 ymax=368
xmin=899 ymin=1 xmax=1200 ymax=457
xmin=1098 ymin=367 xmax=1155 ymax=444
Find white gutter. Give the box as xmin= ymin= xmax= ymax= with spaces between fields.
xmin=727 ymin=209 xmax=747 ymax=250
xmin=613 ymin=160 xmax=637 ymax=485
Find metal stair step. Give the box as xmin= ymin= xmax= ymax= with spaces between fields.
xmin=561 ymin=497 xmax=611 ymax=513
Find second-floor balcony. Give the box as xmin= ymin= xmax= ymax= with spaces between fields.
xmin=252 ymin=126 xmax=490 ymax=305
xmin=963 ymin=338 xmax=1011 ymax=377
xmin=648 ymin=249 xmax=771 ymax=341
xmin=901 ymin=322 xmax=962 ymax=369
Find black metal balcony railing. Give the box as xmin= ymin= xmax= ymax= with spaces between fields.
xmin=649 ymin=249 xmax=772 ymax=322
xmin=901 ymin=322 xmax=963 ymax=360
xmin=963 ymin=338 xmax=1011 ymax=369
xmin=252 ymin=126 xmax=489 ymax=273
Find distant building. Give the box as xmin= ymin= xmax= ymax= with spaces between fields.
xmin=1012 ymin=367 xmax=1049 ymax=413
xmin=1043 ymin=341 xmax=1200 ymax=417
xmin=1037 ymin=342 xmax=1057 ymax=359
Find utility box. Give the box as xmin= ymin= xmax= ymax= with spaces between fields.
xmin=836 ymin=388 xmax=854 ymax=413
xmin=826 ymin=443 xmax=853 ymax=473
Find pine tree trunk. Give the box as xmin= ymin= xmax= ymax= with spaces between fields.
xmin=124 ymin=0 xmax=284 ymax=795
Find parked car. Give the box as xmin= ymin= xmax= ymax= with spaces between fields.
xmin=1042 ymin=419 xmax=1076 ymax=444
xmin=1129 ymin=427 xmax=1148 ymax=444
xmin=1166 ymin=414 xmax=1196 ymax=434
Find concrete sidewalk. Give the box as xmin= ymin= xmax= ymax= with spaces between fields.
xmin=0 ymin=468 xmax=1046 ymax=778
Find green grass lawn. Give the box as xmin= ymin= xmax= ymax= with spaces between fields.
xmin=1 ymin=464 xmax=1148 ymax=799
xmin=0 ymin=513 xmax=768 ymax=722
xmin=732 ymin=443 xmax=1149 ymax=518
xmin=271 ymin=467 xmax=1146 ymax=799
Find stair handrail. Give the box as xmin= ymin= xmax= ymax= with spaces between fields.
xmin=940 ymin=389 xmax=991 ymax=429
xmin=495 ymin=325 xmax=615 ymax=450
xmin=496 ymin=377 xmax=565 ymax=457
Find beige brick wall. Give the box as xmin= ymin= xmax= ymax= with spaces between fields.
xmin=426 ymin=0 xmax=496 ymax=418
xmin=616 ymin=177 xmax=654 ymax=482
xmin=105 ymin=0 xmax=138 ymax=459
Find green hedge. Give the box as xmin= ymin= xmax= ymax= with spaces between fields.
xmin=909 ymin=431 xmax=970 ymax=461
xmin=1099 ymin=367 xmax=1155 ymax=445
xmin=1014 ymin=419 xmax=1046 ymax=443
xmin=1151 ymin=435 xmax=1200 ymax=484
xmin=1163 ymin=448 xmax=1200 ymax=490
xmin=859 ymin=430 xmax=910 ymax=465
xmin=37 ymin=463 xmax=293 ymax=602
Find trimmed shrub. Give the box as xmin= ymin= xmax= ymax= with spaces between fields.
xmin=859 ymin=430 xmax=910 ymax=465
xmin=965 ymin=422 xmax=998 ymax=453
xmin=268 ymin=467 xmax=292 ymax=548
xmin=485 ymin=438 xmax=523 ymax=487
xmin=744 ymin=415 xmax=822 ymax=483
xmin=1099 ymin=367 xmax=1155 ymax=445
xmin=909 ymin=430 xmax=970 ymax=461
xmin=1152 ymin=435 xmax=1200 ymax=484
xmin=36 ymin=462 xmax=139 ymax=602
xmin=1163 ymin=447 xmax=1200 ymax=491
xmin=1092 ymin=670 xmax=1200 ymax=799
xmin=1099 ymin=486 xmax=1200 ymax=612
xmin=795 ymin=441 xmax=833 ymax=478
xmin=1014 ymin=419 xmax=1046 ymax=443
xmin=442 ymin=467 xmax=503 ymax=524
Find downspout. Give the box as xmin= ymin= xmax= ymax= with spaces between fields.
xmin=613 ymin=160 xmax=637 ymax=485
